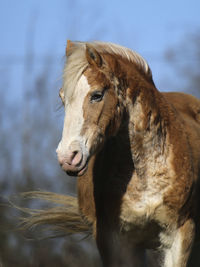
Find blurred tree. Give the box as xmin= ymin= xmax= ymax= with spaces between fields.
xmin=1 ymin=27 xmax=200 ymax=266
xmin=0 ymin=39 xmax=101 ymax=267
xmin=0 ymin=2 xmax=104 ymax=265
xmin=1 ymin=28 xmax=200 ymax=266
xmin=165 ymin=30 xmax=200 ymax=97
xmin=0 ymin=1 xmax=104 ymax=267
xmin=0 ymin=62 xmax=102 ymax=266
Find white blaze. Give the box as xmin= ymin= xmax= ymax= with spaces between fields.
xmin=57 ymin=74 xmax=90 ymax=156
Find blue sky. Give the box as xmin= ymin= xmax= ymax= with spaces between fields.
xmin=0 ymin=0 xmax=200 ymax=95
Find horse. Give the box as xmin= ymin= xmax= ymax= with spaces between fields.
xmin=23 ymin=40 xmax=200 ymax=267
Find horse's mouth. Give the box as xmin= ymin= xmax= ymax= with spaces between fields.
xmin=66 ymin=162 xmax=88 ymax=177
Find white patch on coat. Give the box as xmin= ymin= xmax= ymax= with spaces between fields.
xmin=162 ymin=230 xmax=183 ymax=267
xmin=57 ymin=74 xmax=90 ymax=156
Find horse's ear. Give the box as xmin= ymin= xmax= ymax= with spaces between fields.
xmin=66 ymin=40 xmax=74 ymax=56
xmin=85 ymin=45 xmax=102 ymax=68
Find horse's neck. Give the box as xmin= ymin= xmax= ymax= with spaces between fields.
xmin=77 ymin=123 xmax=134 ymax=226
xmin=126 ymin=86 xmax=168 ymax=177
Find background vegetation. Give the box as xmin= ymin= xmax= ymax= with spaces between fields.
xmin=0 ymin=1 xmax=200 ymax=266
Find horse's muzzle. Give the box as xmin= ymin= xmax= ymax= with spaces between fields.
xmin=57 ymin=144 xmax=88 ymax=176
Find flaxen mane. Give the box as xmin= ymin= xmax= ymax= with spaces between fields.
xmin=63 ymin=41 xmax=152 ymax=102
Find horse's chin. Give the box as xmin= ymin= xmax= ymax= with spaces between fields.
xmin=66 ymin=163 xmax=88 ymax=177
xmin=77 ymin=164 xmax=88 ymax=176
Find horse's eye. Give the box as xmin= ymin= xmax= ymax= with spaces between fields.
xmin=90 ymin=91 xmax=104 ymax=103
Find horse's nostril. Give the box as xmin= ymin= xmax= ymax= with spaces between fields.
xmin=71 ymin=150 xmax=82 ymax=166
xmin=67 ymin=150 xmax=78 ymax=165
xmin=73 ymin=150 xmax=78 ymax=156
xmin=57 ymin=140 xmax=84 ymax=169
xmin=57 ymin=150 xmax=83 ymax=167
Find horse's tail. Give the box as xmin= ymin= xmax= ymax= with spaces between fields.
xmin=17 ymin=191 xmax=92 ymax=237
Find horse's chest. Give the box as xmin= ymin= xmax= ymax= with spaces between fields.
xmin=119 ymin=191 xmax=169 ymax=247
xmin=118 ymin=157 xmax=173 ymax=229
xmin=119 ymin=174 xmax=172 ymax=232
xmin=120 ymin=192 xmax=162 ymax=226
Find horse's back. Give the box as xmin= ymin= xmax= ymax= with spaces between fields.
xmin=163 ymin=92 xmax=200 ymax=175
xmin=162 ymin=92 xmax=200 ymax=124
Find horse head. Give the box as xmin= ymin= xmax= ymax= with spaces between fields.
xmin=56 ymin=41 xmax=126 ymax=176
